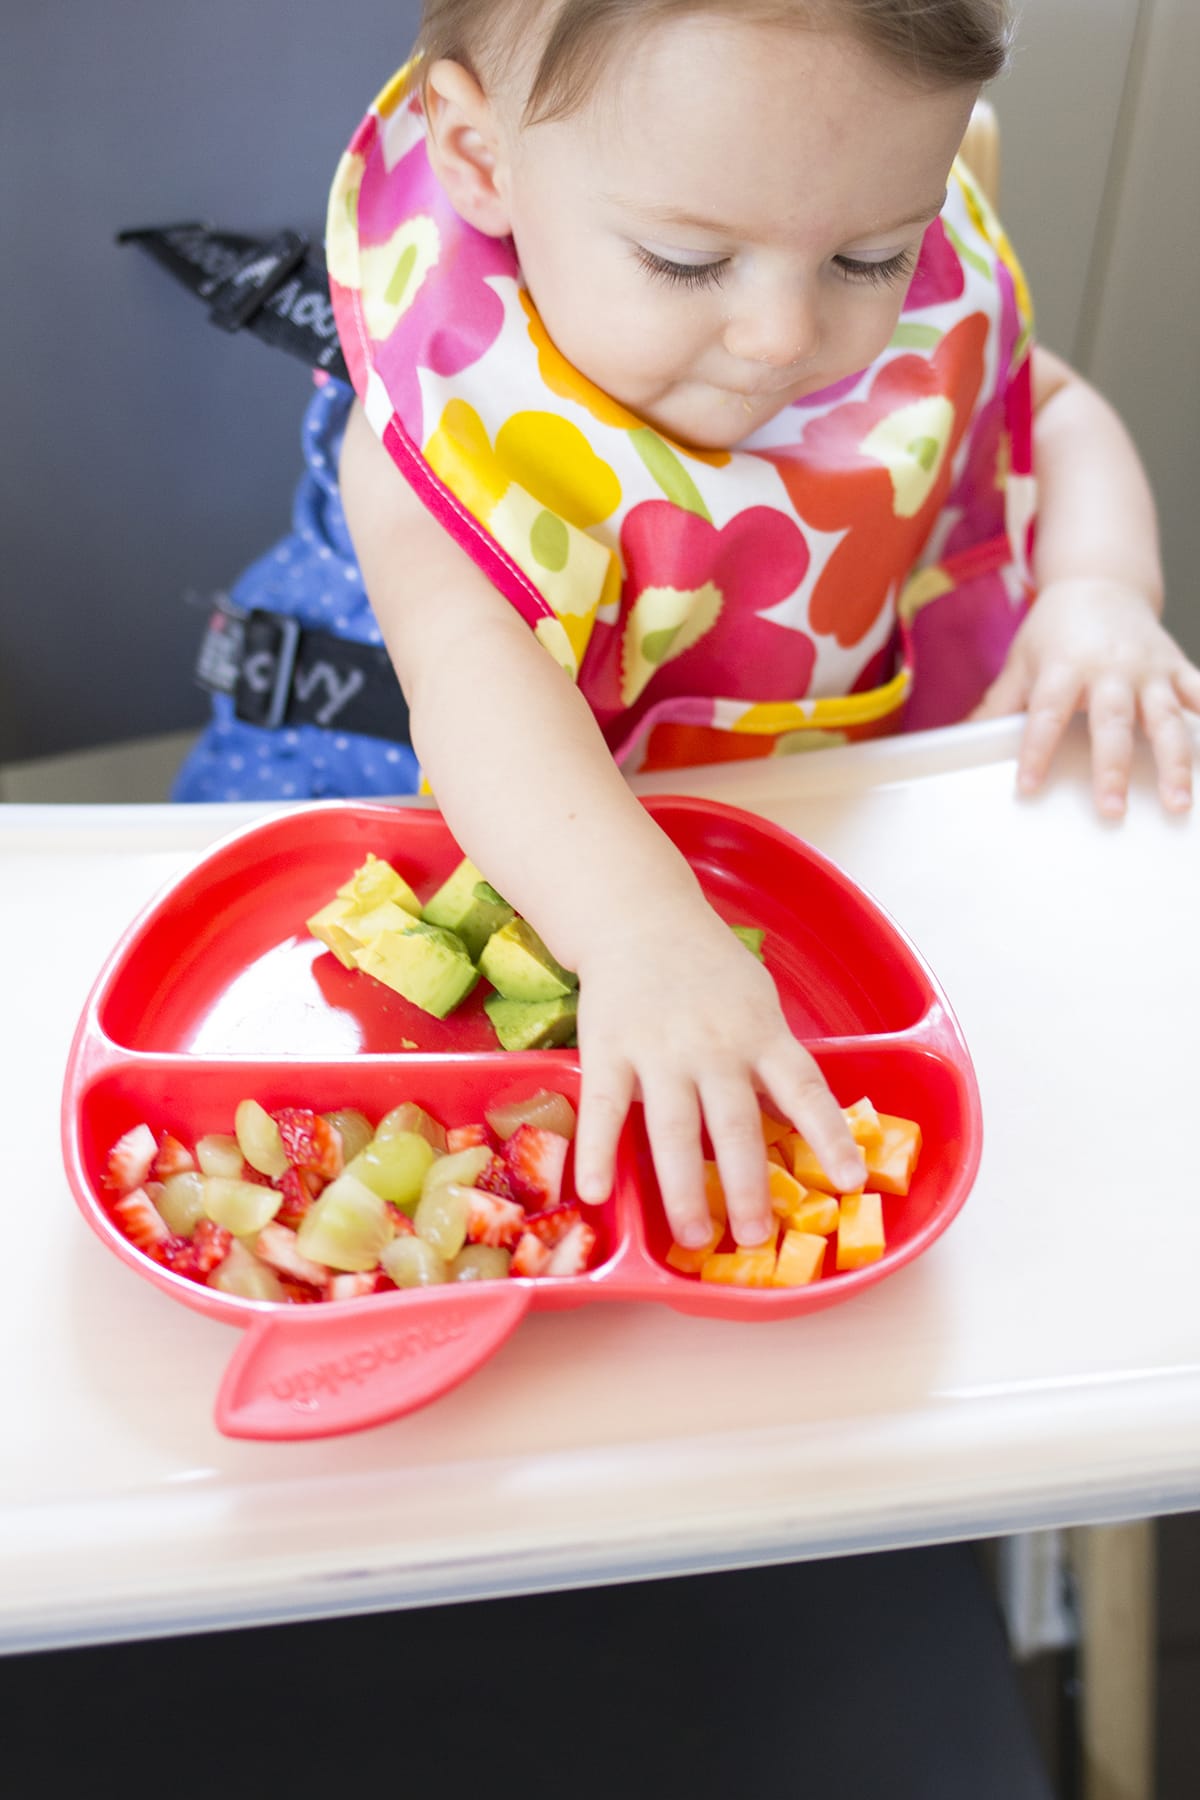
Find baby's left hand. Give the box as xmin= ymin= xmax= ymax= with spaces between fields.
xmin=971 ymin=577 xmax=1200 ymax=818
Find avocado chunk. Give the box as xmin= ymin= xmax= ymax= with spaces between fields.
xmin=730 ymin=924 xmax=766 ymax=961
xmin=421 ymin=857 xmax=515 ymax=961
xmin=478 ymin=916 xmax=578 ymax=1002
xmin=353 ymin=919 xmax=479 ymax=1019
xmin=335 ymin=853 xmax=422 ymax=918
xmin=484 ymin=990 xmax=579 ymax=1051
xmin=306 ymin=895 xmax=367 ymax=969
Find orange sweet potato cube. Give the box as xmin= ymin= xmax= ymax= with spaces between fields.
xmin=702 ymin=1160 xmax=728 ymax=1226
xmin=843 ymin=1096 xmax=884 ymax=1152
xmin=766 ymin=1163 xmax=808 ymax=1217
xmin=771 ymin=1230 xmax=827 ymax=1287
xmin=759 ymin=1111 xmax=792 ymax=1148
xmin=835 ymin=1191 xmax=886 ymax=1270
xmin=780 ymin=1132 xmax=838 ymax=1194
xmin=766 ymin=1144 xmax=788 ymax=1170
xmin=864 ymin=1114 xmax=923 ymax=1196
xmin=700 ymin=1244 xmax=777 ymax=1287
xmin=784 ymin=1192 xmax=840 ymax=1237
xmin=666 ymin=1218 xmax=725 ymax=1274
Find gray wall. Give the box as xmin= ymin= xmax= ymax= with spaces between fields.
xmin=4 ymin=1 xmax=1197 ymax=763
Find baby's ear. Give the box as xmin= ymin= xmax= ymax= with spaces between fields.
xmin=423 ymin=59 xmax=513 ymax=238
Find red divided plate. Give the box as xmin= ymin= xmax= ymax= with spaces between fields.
xmin=62 ymin=797 xmax=981 ymax=1440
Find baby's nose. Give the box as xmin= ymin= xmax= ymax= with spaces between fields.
xmin=723 ymin=282 xmax=818 ymax=369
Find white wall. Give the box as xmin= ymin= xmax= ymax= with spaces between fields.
xmin=993 ymin=0 xmax=1200 ymax=659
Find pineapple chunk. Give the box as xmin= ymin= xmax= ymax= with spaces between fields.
xmin=772 ymin=1230 xmax=827 ymax=1287
xmin=836 ymin=1191 xmax=886 ymax=1271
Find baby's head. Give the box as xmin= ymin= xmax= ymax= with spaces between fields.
xmin=416 ymin=1 xmax=1011 ymax=448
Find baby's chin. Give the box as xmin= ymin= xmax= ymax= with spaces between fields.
xmin=634 ymin=383 xmax=807 ymax=452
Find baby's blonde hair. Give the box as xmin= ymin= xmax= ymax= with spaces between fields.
xmin=413 ymin=0 xmax=1011 ymax=120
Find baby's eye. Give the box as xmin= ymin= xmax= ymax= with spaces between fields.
xmin=834 ymin=248 xmax=917 ymax=288
xmin=634 ymin=247 xmax=729 ymax=290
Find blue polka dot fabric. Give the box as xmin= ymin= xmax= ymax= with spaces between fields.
xmin=173 ymin=380 xmax=421 ymax=802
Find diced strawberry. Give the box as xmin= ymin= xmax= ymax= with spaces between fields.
xmin=474 ymin=1154 xmax=518 ymax=1201
xmin=385 ymin=1204 xmax=417 ymax=1235
xmin=255 ymin=1221 xmax=329 ymax=1289
xmin=501 ymin=1124 xmax=569 ymax=1210
xmin=446 ymin=1121 xmax=496 ymax=1154
xmin=275 ymin=1165 xmax=323 ymax=1229
xmin=327 ymin=1272 xmax=379 ymax=1302
xmin=240 ymin=1161 xmax=277 ymax=1188
xmin=272 ymin=1108 xmax=344 ymax=1180
xmin=277 ymin=1278 xmax=324 ymax=1305
xmin=465 ymin=1189 xmax=527 ymax=1250
xmin=164 ymin=1219 xmax=232 ymax=1281
xmin=112 ymin=1186 xmax=172 ymax=1254
xmin=510 ymin=1231 xmax=553 ymax=1278
xmin=521 ymin=1204 xmax=583 ymax=1249
xmin=150 ymin=1131 xmax=195 ymax=1180
xmin=105 ymin=1123 xmax=157 ymax=1193
xmin=543 ymin=1219 xmax=596 ymax=1277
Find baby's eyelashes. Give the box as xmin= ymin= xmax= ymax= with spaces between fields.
xmin=634 ymin=246 xmax=729 ymax=290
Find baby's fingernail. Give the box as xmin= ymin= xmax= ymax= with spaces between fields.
xmin=741 ymin=1216 xmax=774 ymax=1246
xmin=1166 ymin=785 xmax=1192 ymax=811
xmin=837 ymin=1160 xmax=866 ymax=1191
xmin=575 ymin=1170 xmax=608 ymax=1204
xmin=678 ymin=1219 xmax=714 ymax=1248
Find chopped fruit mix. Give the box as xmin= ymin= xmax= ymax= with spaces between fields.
xmin=306 ymin=853 xmax=766 ymax=1049
xmin=665 ymin=1098 xmax=922 ymax=1287
xmin=102 ymin=1089 xmax=595 ymax=1304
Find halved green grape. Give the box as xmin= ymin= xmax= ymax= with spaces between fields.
xmin=420 ymin=1144 xmax=491 ymax=1201
xmin=448 ymin=1244 xmax=511 ymax=1283
xmin=235 ymin=1098 xmax=289 ymax=1178
xmin=380 ymin=1235 xmax=449 ymax=1288
xmin=413 ymin=1183 xmax=470 ymax=1261
xmin=203 ymin=1176 xmax=283 ymax=1237
xmin=349 ymin=1130 xmax=437 ymax=1209
xmin=296 ymin=1171 xmax=394 ymax=1272
xmin=195 ymin=1133 xmax=244 ymax=1179
xmin=155 ymin=1171 xmax=207 ymax=1237
xmin=374 ymin=1103 xmax=448 ymax=1153
xmin=323 ymin=1108 xmax=374 ymax=1164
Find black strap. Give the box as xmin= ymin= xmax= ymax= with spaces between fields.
xmin=197 ymin=603 xmax=411 ymax=741
xmin=118 ymin=222 xmax=349 ymax=378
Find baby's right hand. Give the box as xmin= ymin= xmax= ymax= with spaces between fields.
xmin=570 ymin=899 xmax=866 ymax=1248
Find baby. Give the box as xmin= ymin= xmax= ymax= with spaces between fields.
xmin=178 ymin=0 xmax=1198 ymax=1249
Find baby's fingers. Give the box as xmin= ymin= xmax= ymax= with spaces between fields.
xmin=1016 ymin=667 xmax=1084 ymax=797
xmin=698 ymin=1074 xmax=774 ymax=1248
xmin=1087 ymin=674 xmax=1138 ymax=818
xmin=573 ymin=1056 xmax=635 ymax=1206
xmin=1142 ymin=676 xmax=1194 ymax=814
xmin=640 ymin=1079 xmax=711 ymax=1248
xmin=760 ymin=1046 xmax=865 ymax=1195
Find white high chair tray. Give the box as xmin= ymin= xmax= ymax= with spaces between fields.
xmin=3 ymin=716 xmax=1197 ymax=1653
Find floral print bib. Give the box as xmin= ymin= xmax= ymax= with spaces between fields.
xmin=327 ymin=67 xmax=1036 ymax=771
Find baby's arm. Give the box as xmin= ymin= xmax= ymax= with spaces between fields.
xmin=339 ymin=403 xmax=865 ymax=1246
xmin=974 ymin=346 xmax=1200 ymax=815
